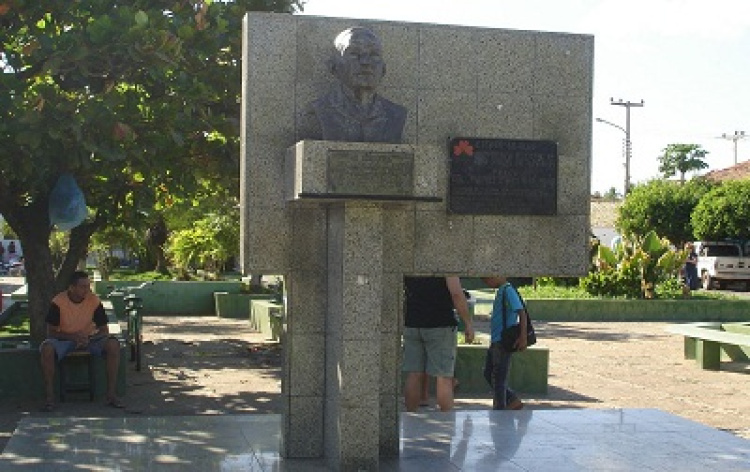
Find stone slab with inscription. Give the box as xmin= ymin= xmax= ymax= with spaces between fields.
xmin=285 ymin=140 xmax=440 ymax=202
xmin=448 ymin=137 xmax=558 ymax=215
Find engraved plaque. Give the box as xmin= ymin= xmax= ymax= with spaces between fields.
xmin=448 ymin=138 xmax=558 ymax=215
xmin=327 ymin=150 xmax=414 ymax=196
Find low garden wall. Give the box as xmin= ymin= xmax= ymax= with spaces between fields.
xmin=524 ymin=299 xmax=750 ymax=322
xmin=214 ymin=292 xmax=275 ymax=319
xmin=94 ymin=281 xmax=243 ymax=316
xmin=0 ymin=345 xmax=127 ymax=400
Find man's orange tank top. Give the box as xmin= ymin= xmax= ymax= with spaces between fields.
xmin=51 ymin=292 xmax=101 ymax=335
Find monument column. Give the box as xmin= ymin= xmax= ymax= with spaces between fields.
xmin=282 ymin=200 xmax=407 ymax=470
xmin=282 ymin=140 xmax=426 ymax=470
xmin=325 ymin=202 xmax=385 ymax=470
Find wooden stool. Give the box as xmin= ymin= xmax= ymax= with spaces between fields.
xmin=59 ymin=351 xmax=96 ymax=402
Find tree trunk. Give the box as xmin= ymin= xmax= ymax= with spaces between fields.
xmin=1 ymin=195 xmax=102 ymax=343
xmin=2 ymin=198 xmax=55 ymax=343
xmin=146 ymin=215 xmax=169 ymax=275
xmin=154 ymin=244 xmax=169 ymax=274
xmin=56 ymin=221 xmax=100 ymax=291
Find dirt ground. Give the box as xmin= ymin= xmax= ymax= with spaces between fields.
xmin=0 ymin=315 xmax=748 ymax=453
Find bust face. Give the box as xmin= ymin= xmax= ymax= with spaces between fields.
xmin=333 ymin=29 xmax=385 ymax=93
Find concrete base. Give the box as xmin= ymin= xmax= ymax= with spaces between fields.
xmin=0 ymin=345 xmax=127 ymax=400
xmin=2 ymin=410 xmax=748 ymax=470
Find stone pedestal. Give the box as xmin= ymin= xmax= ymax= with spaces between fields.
xmin=281 ymin=141 xmax=435 ymax=470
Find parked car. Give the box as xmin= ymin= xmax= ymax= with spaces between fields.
xmin=694 ymin=241 xmax=750 ymax=290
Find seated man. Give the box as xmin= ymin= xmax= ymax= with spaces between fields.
xmin=39 ymin=270 xmax=123 ymax=411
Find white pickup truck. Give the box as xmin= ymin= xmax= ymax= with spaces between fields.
xmin=695 ymin=241 xmax=750 ymax=290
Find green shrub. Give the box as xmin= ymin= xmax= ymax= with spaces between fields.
xmin=581 ymin=230 xmax=685 ymax=298
xmin=617 ymin=179 xmax=713 ymax=245
xmin=0 ymin=309 xmax=30 ymax=336
xmin=518 ymin=284 xmax=594 ymax=299
xmin=692 ymin=180 xmax=750 ymax=240
xmin=655 ymin=277 xmax=686 ymax=299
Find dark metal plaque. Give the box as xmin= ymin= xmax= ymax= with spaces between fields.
xmin=327 ymin=150 xmax=414 ymax=196
xmin=448 ymin=138 xmax=558 ymax=215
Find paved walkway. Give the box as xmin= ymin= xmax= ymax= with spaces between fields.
xmin=465 ymin=320 xmax=750 ymax=441
xmin=0 ymin=314 xmax=747 ymax=456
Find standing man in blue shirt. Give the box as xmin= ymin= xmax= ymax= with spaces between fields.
xmin=482 ymin=276 xmax=527 ymax=410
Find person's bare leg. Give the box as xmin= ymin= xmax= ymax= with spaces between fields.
xmin=104 ymin=338 xmax=121 ymax=402
xmin=40 ymin=343 xmax=56 ymax=405
xmin=404 ymin=372 xmax=424 ymax=412
xmin=435 ymin=376 xmax=455 ymax=411
xmin=420 ymin=372 xmax=429 ymax=405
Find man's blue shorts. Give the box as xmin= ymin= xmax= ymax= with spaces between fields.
xmin=40 ymin=335 xmax=112 ymax=361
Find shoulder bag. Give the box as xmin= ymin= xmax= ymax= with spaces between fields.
xmin=499 ymin=285 xmax=537 ymax=352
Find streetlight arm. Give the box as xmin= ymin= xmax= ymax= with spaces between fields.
xmin=595 ymin=118 xmax=626 ymax=135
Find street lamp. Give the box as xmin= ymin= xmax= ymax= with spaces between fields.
xmin=596 ymin=98 xmax=644 ymax=195
xmin=719 ymin=130 xmax=746 ymax=165
xmin=595 ymin=117 xmax=627 ymax=195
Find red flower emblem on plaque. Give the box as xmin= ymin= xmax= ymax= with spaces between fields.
xmin=453 ymin=140 xmax=474 ymax=157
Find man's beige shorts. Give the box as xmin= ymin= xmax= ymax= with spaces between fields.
xmin=402 ymin=326 xmax=457 ymax=377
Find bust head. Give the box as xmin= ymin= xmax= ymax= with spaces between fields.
xmin=328 ymin=27 xmax=386 ymax=97
xmin=309 ymin=26 xmax=406 ymax=143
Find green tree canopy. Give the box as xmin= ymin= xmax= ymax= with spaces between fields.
xmin=616 ymin=178 xmax=714 ymax=245
xmin=657 ymin=143 xmax=709 ymax=184
xmin=0 ymin=0 xmax=302 ymax=340
xmin=692 ymin=180 xmax=750 ymax=240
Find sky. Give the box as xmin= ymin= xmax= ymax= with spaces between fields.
xmin=299 ymin=0 xmax=750 ymax=194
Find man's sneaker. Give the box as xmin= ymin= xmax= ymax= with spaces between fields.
xmin=506 ymin=398 xmax=524 ymax=410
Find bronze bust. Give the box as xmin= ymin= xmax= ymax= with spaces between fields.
xmin=309 ymin=27 xmax=407 ymax=143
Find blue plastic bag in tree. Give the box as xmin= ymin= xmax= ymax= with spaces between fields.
xmin=49 ymin=173 xmax=88 ymax=231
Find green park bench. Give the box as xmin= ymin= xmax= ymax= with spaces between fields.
xmin=666 ymin=322 xmax=750 ymax=370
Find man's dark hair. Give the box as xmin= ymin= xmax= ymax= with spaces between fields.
xmin=68 ymin=270 xmax=90 ymax=287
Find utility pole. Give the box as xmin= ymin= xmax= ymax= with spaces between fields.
xmin=610 ymin=98 xmax=644 ymax=195
xmin=720 ymin=130 xmax=746 ymax=165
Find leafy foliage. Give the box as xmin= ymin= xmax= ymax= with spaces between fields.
xmin=617 ymin=179 xmax=714 ymax=245
xmin=692 ymin=180 xmax=750 ymax=240
xmin=0 ymin=0 xmax=303 ymax=340
xmin=580 ymin=230 xmax=686 ymax=298
xmin=167 ymin=210 xmax=239 ymax=273
xmin=657 ymin=143 xmax=709 ymax=183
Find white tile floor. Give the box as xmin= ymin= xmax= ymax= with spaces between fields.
xmin=0 ymin=409 xmax=748 ymax=471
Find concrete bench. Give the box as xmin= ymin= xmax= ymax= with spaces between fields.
xmin=0 ymin=305 xmax=127 ymax=400
xmin=406 ymin=336 xmax=549 ymax=396
xmin=666 ymin=322 xmax=750 ymax=370
xmin=454 ymin=340 xmax=549 ymax=394
xmin=249 ymin=299 xmax=284 ymax=341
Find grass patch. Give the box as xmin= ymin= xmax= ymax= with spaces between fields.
xmin=471 ymin=284 xmax=740 ymax=302
xmin=109 ymin=270 xmax=173 ymax=281
xmin=0 ymin=310 xmax=30 ymax=336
